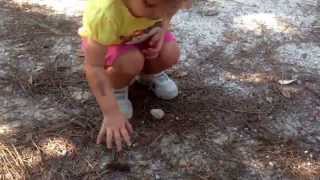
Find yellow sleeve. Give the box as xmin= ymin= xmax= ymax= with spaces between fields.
xmin=81 ymin=7 xmax=119 ymax=45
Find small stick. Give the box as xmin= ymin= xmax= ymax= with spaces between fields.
xmin=106 ymin=148 xmax=130 ymax=172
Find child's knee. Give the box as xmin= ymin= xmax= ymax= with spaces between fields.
xmin=118 ymin=50 xmax=145 ymax=76
xmin=161 ymin=42 xmax=180 ymax=67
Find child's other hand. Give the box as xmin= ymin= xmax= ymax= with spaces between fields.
xmin=143 ymin=30 xmax=165 ymax=59
xmin=96 ymin=112 xmax=133 ymax=151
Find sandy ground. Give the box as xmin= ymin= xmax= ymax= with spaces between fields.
xmin=1 ymin=0 xmax=320 ymax=179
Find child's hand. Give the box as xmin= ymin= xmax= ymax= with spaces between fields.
xmin=143 ymin=30 xmax=165 ymax=59
xmin=96 ymin=112 xmax=133 ymax=151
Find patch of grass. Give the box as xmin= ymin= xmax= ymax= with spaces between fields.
xmin=0 ymin=143 xmax=29 ymax=180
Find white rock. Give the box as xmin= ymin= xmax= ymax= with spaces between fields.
xmin=150 ymin=109 xmax=165 ymax=120
xmin=269 ymin=161 xmax=274 ymax=167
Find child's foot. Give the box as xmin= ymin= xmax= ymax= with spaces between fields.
xmin=138 ymin=72 xmax=178 ymax=100
xmin=113 ymin=87 xmax=133 ymax=119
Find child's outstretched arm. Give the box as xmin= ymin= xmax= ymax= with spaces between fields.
xmin=84 ymin=39 xmax=133 ymax=152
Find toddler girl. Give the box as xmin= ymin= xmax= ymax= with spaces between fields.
xmin=79 ymin=0 xmax=191 ymax=151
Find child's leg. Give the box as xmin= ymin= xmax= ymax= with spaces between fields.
xmin=81 ymin=39 xmax=144 ymax=119
xmin=139 ymin=33 xmax=180 ymax=100
xmin=104 ymin=47 xmax=145 ymax=119
xmin=81 ymin=39 xmax=145 ymax=88
xmin=142 ymin=40 xmax=180 ymax=74
xmin=105 ymin=49 xmax=145 ymax=89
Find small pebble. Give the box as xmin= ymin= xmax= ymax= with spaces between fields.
xmin=150 ymin=109 xmax=165 ymax=120
xmin=155 ymin=174 xmax=161 ymax=180
xmin=269 ymin=162 xmax=274 ymax=167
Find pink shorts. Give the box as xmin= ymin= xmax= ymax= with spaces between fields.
xmin=82 ymin=32 xmax=176 ymax=67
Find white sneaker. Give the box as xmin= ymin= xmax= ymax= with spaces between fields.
xmin=113 ymin=87 xmax=133 ymax=119
xmin=138 ymin=72 xmax=178 ymax=100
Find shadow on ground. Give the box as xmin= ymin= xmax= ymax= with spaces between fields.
xmin=1 ymin=0 xmax=320 ymax=179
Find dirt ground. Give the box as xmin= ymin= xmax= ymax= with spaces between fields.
xmin=1 ymin=0 xmax=320 ymax=179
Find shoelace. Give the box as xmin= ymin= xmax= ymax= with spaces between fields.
xmin=150 ymin=73 xmax=170 ymax=91
xmin=154 ymin=73 xmax=169 ymax=83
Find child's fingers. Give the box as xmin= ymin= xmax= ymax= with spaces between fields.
xmin=142 ymin=49 xmax=150 ymax=55
xmin=146 ymin=53 xmax=159 ymax=59
xmin=143 ymin=48 xmax=160 ymax=59
xmin=148 ymin=48 xmax=159 ymax=53
xmin=149 ymin=33 xmax=161 ymax=46
xmin=149 ymin=38 xmax=157 ymax=47
xmin=144 ymin=52 xmax=158 ymax=59
xmin=149 ymin=38 xmax=163 ymax=53
xmin=120 ymin=128 xmax=131 ymax=147
xmin=113 ymin=130 xmax=122 ymax=152
xmin=144 ymin=48 xmax=159 ymax=55
xmin=142 ymin=49 xmax=157 ymax=57
xmin=96 ymin=125 xmax=105 ymax=144
xmin=106 ymin=128 xmax=113 ymax=149
xmin=125 ymin=121 xmax=134 ymax=134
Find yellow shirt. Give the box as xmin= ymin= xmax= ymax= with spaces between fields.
xmin=79 ymin=0 xmax=162 ymax=45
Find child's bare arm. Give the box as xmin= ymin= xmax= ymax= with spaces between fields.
xmin=84 ymin=39 xmax=118 ymax=113
xmin=162 ymin=17 xmax=171 ymax=31
xmin=84 ymin=39 xmax=132 ymax=151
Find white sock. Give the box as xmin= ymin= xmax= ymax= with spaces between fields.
xmin=140 ymin=72 xmax=163 ymax=80
xmin=113 ymin=86 xmax=128 ymax=91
